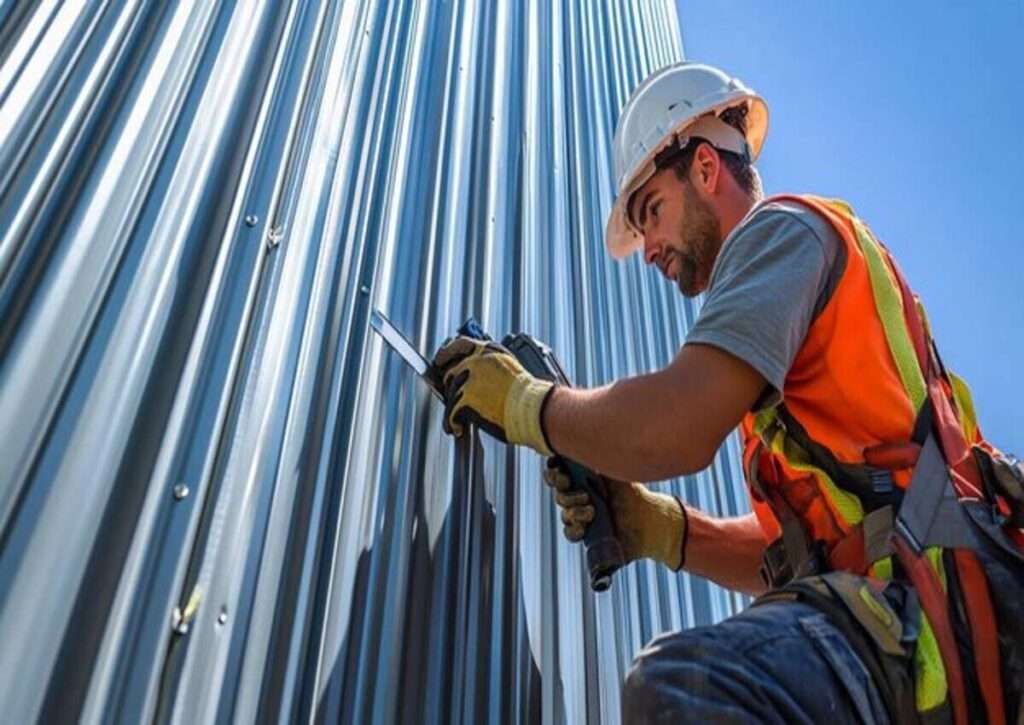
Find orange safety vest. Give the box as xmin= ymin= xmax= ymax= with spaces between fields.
xmin=738 ymin=194 xmax=1011 ymax=723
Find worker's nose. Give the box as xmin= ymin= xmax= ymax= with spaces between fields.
xmin=643 ymin=237 xmax=660 ymax=266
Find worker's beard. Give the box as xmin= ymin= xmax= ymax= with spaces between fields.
xmin=672 ymin=182 xmax=722 ymax=297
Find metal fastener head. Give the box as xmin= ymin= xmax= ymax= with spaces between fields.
xmin=245 ymin=215 xmax=259 ymax=227
xmin=359 ymin=285 xmax=370 ymax=295
xmin=217 ymin=608 xmax=228 ymax=625
xmin=173 ymin=484 xmax=190 ymax=500
xmin=266 ymin=225 xmax=283 ymax=249
xmin=171 ymin=607 xmax=189 ymax=635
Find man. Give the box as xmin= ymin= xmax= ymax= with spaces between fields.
xmin=432 ymin=62 xmax=1021 ymax=723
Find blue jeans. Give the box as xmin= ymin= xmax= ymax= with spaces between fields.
xmin=621 ymin=602 xmax=891 ymax=724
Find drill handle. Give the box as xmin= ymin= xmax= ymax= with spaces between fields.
xmin=555 ymin=459 xmax=626 ymax=591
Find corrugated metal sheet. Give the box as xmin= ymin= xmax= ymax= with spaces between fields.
xmin=0 ymin=2 xmax=749 ymax=722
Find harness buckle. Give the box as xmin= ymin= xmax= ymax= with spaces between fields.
xmin=759 ymin=538 xmax=792 ymax=589
xmin=869 ymin=469 xmax=894 ymax=495
xmin=760 ymin=537 xmax=826 ymax=589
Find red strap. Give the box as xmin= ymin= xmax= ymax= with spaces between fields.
xmin=953 ymin=550 xmax=1006 ymax=725
xmin=892 ymin=536 xmax=968 ymax=725
xmin=863 ymin=441 xmax=921 ymax=470
xmin=881 ymin=244 xmax=984 ymax=496
xmin=928 ymin=376 xmax=984 ymax=498
xmin=828 ymin=525 xmax=866 ymax=574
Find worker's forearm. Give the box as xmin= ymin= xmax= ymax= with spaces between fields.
xmin=543 ymin=376 xmax=712 ymax=482
xmin=680 ymin=508 xmax=767 ymax=596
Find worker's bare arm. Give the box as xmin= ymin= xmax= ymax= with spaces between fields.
xmin=543 ymin=342 xmax=767 ymax=482
xmin=681 ymin=508 xmax=767 ymax=595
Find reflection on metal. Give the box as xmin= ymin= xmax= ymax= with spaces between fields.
xmin=0 ymin=1 xmax=749 ymax=722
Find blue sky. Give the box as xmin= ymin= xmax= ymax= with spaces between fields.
xmin=676 ymin=2 xmax=1023 ymax=453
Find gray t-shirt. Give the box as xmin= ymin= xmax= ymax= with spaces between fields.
xmin=685 ymin=199 xmax=847 ymax=409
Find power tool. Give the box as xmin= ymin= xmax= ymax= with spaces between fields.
xmin=371 ymin=309 xmax=626 ymax=591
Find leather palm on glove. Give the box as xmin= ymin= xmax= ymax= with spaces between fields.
xmin=432 ymin=336 xmax=555 ymax=456
xmin=543 ymin=459 xmax=688 ymax=570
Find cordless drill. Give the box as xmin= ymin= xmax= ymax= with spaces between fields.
xmin=455 ymin=318 xmax=626 ymax=591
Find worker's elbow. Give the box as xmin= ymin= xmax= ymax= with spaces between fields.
xmin=672 ymin=426 xmax=719 ymax=473
xmin=681 ymin=442 xmax=716 ymax=476
xmin=644 ymin=440 xmax=715 ymax=481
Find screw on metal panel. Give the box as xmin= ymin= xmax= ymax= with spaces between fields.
xmin=173 ymin=484 xmax=190 ymax=500
xmin=171 ymin=608 xmax=189 ymax=635
xmin=266 ymin=225 xmax=283 ymax=250
xmin=359 ymin=285 xmax=370 ymax=295
xmin=245 ymin=214 xmax=259 ymax=227
xmin=171 ymin=587 xmax=202 ymax=635
xmin=217 ymin=607 xmax=228 ymax=625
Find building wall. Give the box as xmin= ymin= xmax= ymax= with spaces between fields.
xmin=0 ymin=2 xmax=749 ymax=722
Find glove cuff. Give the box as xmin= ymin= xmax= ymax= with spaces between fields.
xmin=505 ymin=375 xmax=555 ymax=456
xmin=633 ymin=488 xmax=687 ymax=570
xmin=672 ymin=496 xmax=690 ymax=571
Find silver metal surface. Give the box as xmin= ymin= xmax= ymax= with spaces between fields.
xmin=0 ymin=2 xmax=750 ymax=723
xmin=370 ymin=308 xmax=433 ymax=382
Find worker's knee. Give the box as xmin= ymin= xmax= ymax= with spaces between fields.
xmin=621 ymin=630 xmax=712 ymax=724
xmin=620 ymin=604 xmax=888 ymax=724
xmin=621 ymin=642 xmax=661 ymax=723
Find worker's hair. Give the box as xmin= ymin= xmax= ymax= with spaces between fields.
xmin=669 ymin=105 xmax=763 ymax=200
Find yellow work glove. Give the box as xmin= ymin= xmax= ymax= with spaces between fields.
xmin=432 ymin=336 xmax=555 ymax=456
xmin=543 ymin=458 xmax=688 ymax=571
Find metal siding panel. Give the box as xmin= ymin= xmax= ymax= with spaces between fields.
xmin=0 ymin=2 xmax=750 ymax=723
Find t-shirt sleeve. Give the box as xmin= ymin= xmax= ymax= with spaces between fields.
xmin=685 ymin=205 xmax=841 ymax=408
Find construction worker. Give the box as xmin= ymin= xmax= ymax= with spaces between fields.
xmin=432 ymin=62 xmax=1024 ymax=723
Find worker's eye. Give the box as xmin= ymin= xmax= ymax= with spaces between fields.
xmin=649 ymin=200 xmax=661 ymax=220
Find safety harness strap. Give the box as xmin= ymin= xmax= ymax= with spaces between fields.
xmin=748 ymin=440 xmax=824 ymax=587
xmin=879 ymin=242 xmax=1004 ymax=723
xmin=825 ymin=507 xmax=889 ymax=574
xmin=776 ymin=405 xmax=902 ymax=512
xmin=952 ymin=550 xmax=1006 ymax=725
xmin=891 ymin=534 xmax=969 ymax=725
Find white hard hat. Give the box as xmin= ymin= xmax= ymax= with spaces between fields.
xmin=605 ymin=62 xmax=768 ymax=259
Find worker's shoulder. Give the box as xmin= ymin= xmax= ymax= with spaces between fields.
xmin=740 ymin=197 xmax=839 ymax=247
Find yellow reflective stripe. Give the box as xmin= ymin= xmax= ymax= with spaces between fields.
xmin=849 ymin=217 xmax=928 ymax=410
xmin=752 ymin=409 xmax=771 ymax=436
xmin=913 ymin=546 xmax=950 ymax=712
xmin=775 ymin=430 xmax=864 ymax=525
xmin=753 ymin=406 xmax=865 ymax=526
xmin=949 ymin=371 xmax=979 ymax=442
xmin=915 ymin=612 xmax=948 ymax=711
xmin=870 ymin=555 xmax=893 ymax=581
xmin=859 ymin=584 xmax=894 ymax=627
xmin=925 ymin=545 xmax=947 ymax=591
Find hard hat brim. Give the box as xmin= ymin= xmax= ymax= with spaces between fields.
xmin=606 ymin=188 xmax=643 ymax=259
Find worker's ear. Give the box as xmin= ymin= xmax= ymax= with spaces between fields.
xmin=691 ymin=143 xmax=720 ymax=193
